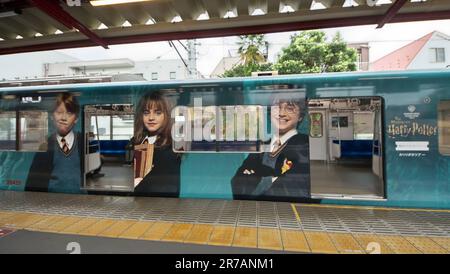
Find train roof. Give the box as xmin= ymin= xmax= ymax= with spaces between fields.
xmin=1 ymin=69 xmax=450 ymax=94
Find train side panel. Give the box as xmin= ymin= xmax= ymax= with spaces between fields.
xmin=0 ymin=71 xmax=449 ymax=208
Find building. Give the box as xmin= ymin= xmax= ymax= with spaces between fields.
xmin=0 ymin=51 xmax=191 ymax=84
xmin=371 ymin=31 xmax=450 ymax=71
xmin=348 ymin=43 xmax=370 ymax=71
xmin=44 ymin=58 xmax=190 ymax=81
xmin=210 ymin=56 xmax=242 ymax=78
xmin=0 ymin=51 xmax=78 ymax=81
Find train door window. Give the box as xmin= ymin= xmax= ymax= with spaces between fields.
xmin=18 ymin=111 xmax=48 ymax=151
xmin=438 ymin=100 xmax=450 ymax=155
xmin=0 ymin=111 xmax=16 ymax=150
xmin=173 ymin=105 xmax=264 ymax=152
xmin=92 ymin=115 xmax=111 ymax=140
xmin=354 ymin=112 xmax=375 ymax=140
xmin=83 ymin=104 xmax=134 ymax=192
xmin=112 ymin=115 xmax=133 ymax=140
xmin=308 ymin=97 xmax=384 ymax=200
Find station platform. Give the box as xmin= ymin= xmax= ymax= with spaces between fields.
xmin=0 ymin=190 xmax=449 ymax=254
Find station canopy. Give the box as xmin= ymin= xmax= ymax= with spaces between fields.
xmin=0 ymin=0 xmax=449 ymax=55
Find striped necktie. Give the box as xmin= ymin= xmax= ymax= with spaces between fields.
xmin=61 ymin=137 xmax=70 ymax=155
xmin=272 ymin=139 xmax=281 ymax=152
xmin=270 ymin=138 xmax=282 ymax=156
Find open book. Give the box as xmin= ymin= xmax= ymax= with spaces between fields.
xmin=134 ymin=143 xmax=154 ymax=181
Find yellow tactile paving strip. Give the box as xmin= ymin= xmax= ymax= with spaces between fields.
xmin=280 ymin=230 xmax=310 ymax=253
xmin=28 ymin=215 xmax=68 ymax=231
xmin=328 ymin=233 xmax=365 ymax=254
xmin=232 ymin=226 xmax=258 ymax=248
xmin=430 ymin=237 xmax=450 ymax=252
xmin=98 ymin=220 xmax=137 ymax=238
xmin=162 ymin=223 xmax=194 ymax=242
xmin=0 ymin=210 xmax=449 ymax=254
xmin=119 ymin=221 xmax=154 ymax=239
xmin=39 ymin=216 xmax=81 ymax=233
xmin=303 ymin=231 xmax=338 ymax=254
xmin=376 ymin=235 xmax=421 ymax=254
xmin=78 ymin=219 xmax=117 ymax=236
xmin=352 ymin=233 xmax=394 ymax=254
xmin=258 ymin=228 xmax=283 ymax=251
xmin=184 ymin=224 xmax=214 ymax=245
xmin=60 ymin=218 xmax=100 ymax=234
xmin=141 ymin=222 xmax=173 ymax=241
xmin=208 ymin=225 xmax=235 ymax=246
xmin=404 ymin=236 xmax=448 ymax=254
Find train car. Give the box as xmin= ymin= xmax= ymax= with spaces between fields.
xmin=0 ymin=69 xmax=449 ymax=209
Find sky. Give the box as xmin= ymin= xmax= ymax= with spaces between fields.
xmin=56 ymin=19 xmax=450 ymax=77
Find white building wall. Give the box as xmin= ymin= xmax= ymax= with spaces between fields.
xmin=45 ymin=59 xmax=189 ymax=80
xmin=46 ymin=62 xmax=78 ymax=76
xmin=133 ymin=60 xmax=188 ymax=80
xmin=0 ymin=51 xmax=78 ymax=80
xmin=210 ymin=56 xmax=241 ymax=78
xmin=408 ymin=33 xmax=450 ymax=69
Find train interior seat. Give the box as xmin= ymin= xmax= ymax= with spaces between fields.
xmin=98 ymin=140 xmax=129 ymax=156
xmin=332 ymin=140 xmax=373 ymax=159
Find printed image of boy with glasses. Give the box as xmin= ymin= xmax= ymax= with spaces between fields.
xmin=231 ymin=98 xmax=310 ymax=201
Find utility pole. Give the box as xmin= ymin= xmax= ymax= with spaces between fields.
xmin=187 ymin=39 xmax=198 ymax=79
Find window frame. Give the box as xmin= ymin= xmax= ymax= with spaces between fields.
xmin=18 ymin=110 xmax=49 ymax=152
xmin=151 ymin=72 xmax=158 ymax=81
xmin=0 ymin=111 xmax=18 ymax=151
xmin=172 ymin=104 xmax=266 ymax=153
xmin=429 ymin=48 xmax=446 ymax=63
xmin=438 ymin=100 xmax=450 ymax=156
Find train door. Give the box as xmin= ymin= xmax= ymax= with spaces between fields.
xmin=308 ymin=97 xmax=384 ymax=199
xmin=83 ymin=104 xmax=134 ymax=192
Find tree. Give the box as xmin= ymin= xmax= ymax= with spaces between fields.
xmin=274 ymin=31 xmax=357 ymax=74
xmin=222 ymin=34 xmax=272 ymax=77
xmin=237 ymin=34 xmax=267 ymax=66
xmin=221 ymin=63 xmax=273 ymax=78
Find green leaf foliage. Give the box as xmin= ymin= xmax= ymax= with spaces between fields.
xmin=274 ymin=31 xmax=357 ymax=74
xmin=221 ymin=63 xmax=273 ymax=78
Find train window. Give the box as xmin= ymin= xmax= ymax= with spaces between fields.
xmin=112 ymin=115 xmax=133 ymax=140
xmin=173 ymin=105 xmax=264 ymax=152
xmin=438 ymin=100 xmax=450 ymax=155
xmin=87 ymin=105 xmax=134 ymax=141
xmin=353 ymin=112 xmax=375 ymax=140
xmin=95 ymin=115 xmax=111 ymax=140
xmin=0 ymin=111 xmax=16 ymax=150
xmin=90 ymin=115 xmax=134 ymax=140
xmin=331 ymin=116 xmax=348 ymax=128
xmin=19 ymin=111 xmax=48 ymax=151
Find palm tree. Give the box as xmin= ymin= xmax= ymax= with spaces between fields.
xmin=237 ymin=34 xmax=267 ymax=66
